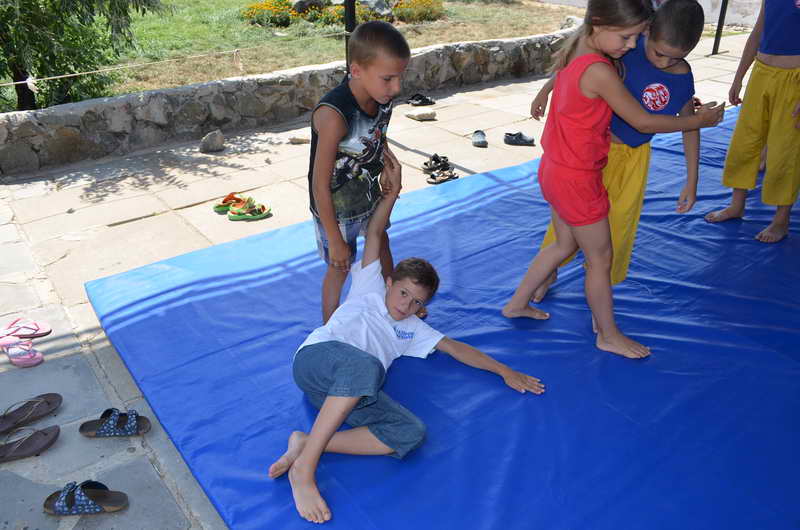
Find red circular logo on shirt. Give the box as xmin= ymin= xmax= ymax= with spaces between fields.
xmin=642 ymin=83 xmax=671 ymax=111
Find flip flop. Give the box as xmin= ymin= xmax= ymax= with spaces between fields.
xmin=407 ymin=93 xmax=435 ymax=106
xmin=1 ymin=317 xmax=52 ymax=339
xmin=426 ymin=168 xmax=459 ymax=185
xmin=228 ymin=201 xmax=272 ymax=221
xmin=504 ymin=132 xmax=536 ymax=146
xmin=0 ymin=393 xmax=63 ymax=435
xmin=0 ymin=337 xmax=44 ymax=368
xmin=213 ymin=193 xmax=247 ymax=214
xmin=471 ymin=130 xmax=488 ymax=148
xmin=0 ymin=426 xmax=60 ymax=463
xmin=79 ymin=408 xmax=151 ymax=437
xmin=422 ymin=154 xmax=449 ymax=174
xmin=44 ymin=480 xmax=129 ymax=515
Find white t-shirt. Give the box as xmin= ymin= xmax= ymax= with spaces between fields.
xmin=297 ymin=260 xmax=444 ymax=371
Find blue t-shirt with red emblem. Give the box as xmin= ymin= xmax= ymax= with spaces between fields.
xmin=611 ymin=35 xmax=695 ymax=148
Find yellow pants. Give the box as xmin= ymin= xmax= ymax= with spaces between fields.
xmin=541 ymin=142 xmax=652 ymax=285
xmin=722 ymin=60 xmax=800 ymax=205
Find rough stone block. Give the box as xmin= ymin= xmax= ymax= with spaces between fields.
xmin=0 ymin=142 xmax=39 ymax=173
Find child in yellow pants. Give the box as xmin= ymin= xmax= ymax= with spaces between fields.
xmin=529 ymin=0 xmax=705 ymax=299
xmin=704 ymin=0 xmax=800 ymax=243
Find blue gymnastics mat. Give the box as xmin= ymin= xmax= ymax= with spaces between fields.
xmin=86 ymin=106 xmax=800 ymax=530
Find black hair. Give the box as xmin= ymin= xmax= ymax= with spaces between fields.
xmin=391 ymin=258 xmax=439 ymax=299
xmin=651 ymin=0 xmax=705 ymax=52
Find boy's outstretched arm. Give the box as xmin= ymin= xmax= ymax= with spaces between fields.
xmin=435 ymin=337 xmax=545 ymax=394
xmin=677 ymin=98 xmax=700 ymax=213
xmin=362 ymin=147 xmax=402 ymax=268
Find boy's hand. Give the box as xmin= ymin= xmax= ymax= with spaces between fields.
xmin=676 ymin=185 xmax=697 ymax=213
xmin=530 ymin=91 xmax=549 ymax=121
xmin=729 ymin=79 xmax=743 ymax=106
xmin=380 ymin=146 xmax=402 ymax=197
xmin=695 ymin=102 xmax=725 ymax=128
xmin=329 ymin=238 xmax=351 ymax=271
xmin=501 ymin=368 xmax=545 ymax=395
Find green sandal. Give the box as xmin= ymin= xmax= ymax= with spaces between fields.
xmin=228 ymin=198 xmax=272 ymax=221
xmin=213 ymin=193 xmax=246 ymax=214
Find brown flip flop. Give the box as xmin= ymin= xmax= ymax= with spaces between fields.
xmin=0 ymin=425 xmax=60 ymax=463
xmin=44 ymin=480 xmax=129 ymax=515
xmin=0 ymin=393 xmax=63 ymax=435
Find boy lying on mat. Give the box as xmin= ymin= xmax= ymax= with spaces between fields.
xmin=269 ymin=147 xmax=545 ymax=524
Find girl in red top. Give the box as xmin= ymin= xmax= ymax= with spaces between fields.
xmin=502 ymin=0 xmax=724 ymax=359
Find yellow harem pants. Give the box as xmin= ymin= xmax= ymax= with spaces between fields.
xmin=540 ymin=141 xmax=652 ymax=285
xmin=722 ymin=60 xmax=800 ymax=205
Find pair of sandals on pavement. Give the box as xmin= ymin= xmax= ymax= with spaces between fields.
xmin=471 ymin=130 xmax=536 ymax=148
xmin=0 ymin=317 xmax=52 ymax=368
xmin=213 ymin=192 xmax=272 ymax=221
xmin=423 ymin=154 xmax=459 ymax=185
xmin=0 ymin=392 xmax=150 ymax=516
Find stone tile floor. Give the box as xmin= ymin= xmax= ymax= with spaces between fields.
xmin=0 ymin=33 xmax=747 ymax=529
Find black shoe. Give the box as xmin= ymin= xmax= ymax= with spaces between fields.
xmin=407 ymin=93 xmax=435 ymax=106
xmin=504 ymin=132 xmax=535 ymax=146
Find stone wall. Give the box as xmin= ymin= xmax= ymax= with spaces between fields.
xmin=0 ymin=22 xmax=578 ymax=178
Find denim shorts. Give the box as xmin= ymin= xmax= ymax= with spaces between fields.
xmin=312 ymin=213 xmax=390 ymax=265
xmin=293 ymin=341 xmax=426 ymax=458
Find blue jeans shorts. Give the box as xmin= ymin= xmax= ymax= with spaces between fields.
xmin=312 ymin=213 xmax=389 ymax=265
xmin=293 ymin=341 xmax=426 ymax=458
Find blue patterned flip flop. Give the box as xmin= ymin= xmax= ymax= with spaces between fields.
xmin=79 ymin=408 xmax=151 ymax=437
xmin=44 ymin=480 xmax=128 ymax=515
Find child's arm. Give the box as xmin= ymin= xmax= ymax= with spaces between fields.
xmin=361 ymin=146 xmax=402 ymax=268
xmin=729 ymin=0 xmax=764 ymax=105
xmin=585 ymin=63 xmax=724 ymax=133
xmin=530 ymin=76 xmax=555 ymax=120
xmin=677 ymin=98 xmax=700 ymax=213
xmin=435 ymin=337 xmax=545 ymax=394
xmin=312 ymin=107 xmax=351 ymax=271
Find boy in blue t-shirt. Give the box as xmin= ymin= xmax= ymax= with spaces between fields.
xmin=527 ymin=0 xmax=706 ymax=300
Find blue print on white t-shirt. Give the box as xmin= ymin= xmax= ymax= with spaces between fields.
xmin=394 ymin=327 xmax=415 ymax=340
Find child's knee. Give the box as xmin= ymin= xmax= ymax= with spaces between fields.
xmin=401 ymin=416 xmax=427 ymax=454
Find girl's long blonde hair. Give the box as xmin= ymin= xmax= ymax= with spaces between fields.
xmin=550 ymin=0 xmax=653 ymax=73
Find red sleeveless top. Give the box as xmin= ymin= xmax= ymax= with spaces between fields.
xmin=541 ymin=53 xmax=613 ymax=173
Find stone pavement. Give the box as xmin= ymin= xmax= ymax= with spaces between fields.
xmin=0 ymin=33 xmax=747 ymax=529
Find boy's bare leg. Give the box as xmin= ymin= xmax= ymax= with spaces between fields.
xmin=322 ymin=266 xmax=348 ymax=323
xmin=705 ymin=188 xmax=747 ymax=223
xmin=572 ymin=219 xmax=650 ymax=359
xmin=503 ymin=209 xmax=576 ymax=320
xmin=532 ymin=270 xmax=557 ymax=303
xmin=269 ymin=426 xmax=392 ymax=479
xmin=756 ymin=205 xmax=791 ymax=243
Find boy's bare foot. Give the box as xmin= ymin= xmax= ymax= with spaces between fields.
xmin=268 ymin=431 xmax=307 ymax=479
xmin=596 ymin=331 xmax=650 ymax=359
xmin=704 ymin=206 xmax=743 ymax=223
xmin=502 ymin=304 xmax=550 ymax=320
xmin=755 ymin=220 xmax=788 ymax=243
xmin=531 ymin=271 xmax=557 ymax=303
xmin=288 ymin=465 xmax=332 ymax=523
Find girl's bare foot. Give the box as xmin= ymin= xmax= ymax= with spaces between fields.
xmin=288 ymin=465 xmax=332 ymax=523
xmin=531 ymin=271 xmax=557 ymax=303
xmin=268 ymin=431 xmax=307 ymax=479
xmin=591 ymin=314 xmax=597 ymax=334
xmin=502 ymin=304 xmax=550 ymax=320
xmin=596 ymin=331 xmax=650 ymax=359
xmin=704 ymin=205 xmax=743 ymax=223
xmin=755 ymin=220 xmax=788 ymax=243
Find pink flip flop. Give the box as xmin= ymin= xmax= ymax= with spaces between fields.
xmin=0 ymin=337 xmax=44 ymax=368
xmin=1 ymin=318 xmax=52 ymax=340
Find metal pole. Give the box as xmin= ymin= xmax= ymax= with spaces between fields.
xmin=712 ymin=0 xmax=729 ymax=55
xmin=345 ymin=0 xmax=357 ymax=73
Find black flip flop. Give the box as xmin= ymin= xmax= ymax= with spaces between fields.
xmin=504 ymin=132 xmax=536 ymax=146
xmin=0 ymin=425 xmax=60 ymax=463
xmin=0 ymin=393 xmax=63 ymax=435
xmin=426 ymin=169 xmax=459 ymax=185
xmin=472 ymin=130 xmax=488 ymax=148
xmin=423 ymin=153 xmax=450 ymax=174
xmin=407 ymin=93 xmax=435 ymax=106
